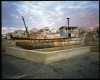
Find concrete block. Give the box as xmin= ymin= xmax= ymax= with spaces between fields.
xmin=6 ymin=46 xmax=91 ymax=64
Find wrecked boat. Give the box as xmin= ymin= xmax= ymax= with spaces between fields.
xmin=12 ymin=16 xmax=80 ymax=50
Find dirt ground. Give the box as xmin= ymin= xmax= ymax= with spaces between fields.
xmin=2 ymin=39 xmax=99 ymax=79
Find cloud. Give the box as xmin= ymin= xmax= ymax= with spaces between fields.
xmin=2 ymin=1 xmax=99 ymax=32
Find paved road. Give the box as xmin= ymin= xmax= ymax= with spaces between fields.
xmin=2 ymin=51 xmax=99 ymax=79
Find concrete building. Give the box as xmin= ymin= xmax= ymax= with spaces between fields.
xmin=43 ymin=27 xmax=50 ymax=34
xmin=29 ymin=28 xmax=38 ymax=34
xmin=2 ymin=33 xmax=13 ymax=39
xmin=47 ymin=33 xmax=60 ymax=39
xmin=37 ymin=27 xmax=61 ymax=39
xmin=38 ymin=27 xmax=50 ymax=34
xmin=35 ymin=27 xmax=50 ymax=39
xmin=12 ymin=30 xmax=24 ymax=38
xmin=50 ymin=29 xmax=57 ymax=34
xmin=59 ymin=26 xmax=79 ymax=38
xmin=36 ymin=32 xmax=47 ymax=39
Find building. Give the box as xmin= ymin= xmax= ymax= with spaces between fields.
xmin=36 ymin=32 xmax=47 ymax=39
xmin=29 ymin=28 xmax=38 ymax=34
xmin=35 ymin=27 xmax=50 ymax=39
xmin=12 ymin=30 xmax=24 ymax=37
xmin=37 ymin=27 xmax=60 ymax=39
xmin=2 ymin=33 xmax=13 ymax=39
xmin=59 ymin=26 xmax=79 ymax=38
xmin=38 ymin=27 xmax=50 ymax=34
xmin=46 ymin=33 xmax=60 ymax=39
xmin=50 ymin=29 xmax=57 ymax=34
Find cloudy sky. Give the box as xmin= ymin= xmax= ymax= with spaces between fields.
xmin=2 ymin=1 xmax=99 ymax=33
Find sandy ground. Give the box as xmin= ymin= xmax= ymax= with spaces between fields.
xmin=2 ymin=39 xmax=99 ymax=79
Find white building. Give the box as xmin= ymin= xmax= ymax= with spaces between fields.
xmin=12 ymin=30 xmax=24 ymax=37
xmin=29 ymin=28 xmax=38 ymax=34
xmin=47 ymin=33 xmax=60 ymax=39
xmin=59 ymin=26 xmax=80 ymax=38
xmin=50 ymin=29 xmax=57 ymax=34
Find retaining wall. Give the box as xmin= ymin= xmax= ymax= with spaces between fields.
xmin=6 ymin=46 xmax=91 ymax=64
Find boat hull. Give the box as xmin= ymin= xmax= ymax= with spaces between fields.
xmin=14 ymin=38 xmax=70 ymax=50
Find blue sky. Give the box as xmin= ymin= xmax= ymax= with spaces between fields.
xmin=2 ymin=1 xmax=99 ymax=32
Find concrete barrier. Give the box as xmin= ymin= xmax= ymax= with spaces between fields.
xmin=6 ymin=46 xmax=91 ymax=64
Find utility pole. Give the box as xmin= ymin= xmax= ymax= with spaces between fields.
xmin=66 ymin=16 xmax=70 ymax=38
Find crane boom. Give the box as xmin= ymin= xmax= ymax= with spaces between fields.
xmin=22 ymin=16 xmax=27 ymax=30
xmin=22 ymin=16 xmax=30 ymax=38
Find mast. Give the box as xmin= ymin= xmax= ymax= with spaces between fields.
xmin=66 ymin=16 xmax=70 ymax=38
